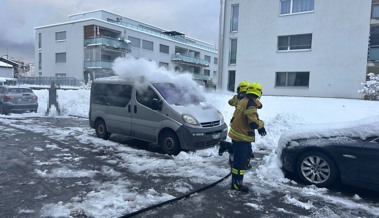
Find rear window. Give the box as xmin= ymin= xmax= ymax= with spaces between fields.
xmin=8 ymin=88 xmax=33 ymax=93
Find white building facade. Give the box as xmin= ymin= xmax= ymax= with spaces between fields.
xmin=218 ymin=0 xmax=373 ymax=98
xmin=35 ymin=10 xmax=218 ymax=87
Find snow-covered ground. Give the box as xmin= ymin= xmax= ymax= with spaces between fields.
xmin=2 ymin=58 xmax=379 ymax=217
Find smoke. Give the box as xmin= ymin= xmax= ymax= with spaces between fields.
xmin=112 ymin=56 xmax=200 ymax=91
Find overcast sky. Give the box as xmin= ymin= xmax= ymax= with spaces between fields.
xmin=0 ymin=0 xmax=220 ymax=63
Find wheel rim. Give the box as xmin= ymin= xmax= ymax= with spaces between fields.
xmin=301 ymin=156 xmax=330 ymax=184
xmin=164 ymin=137 xmax=174 ymax=150
xmin=98 ymin=124 xmax=105 ymax=135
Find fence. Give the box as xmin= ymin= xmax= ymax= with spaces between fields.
xmin=17 ymin=77 xmax=83 ymax=87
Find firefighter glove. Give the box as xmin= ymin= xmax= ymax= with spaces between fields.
xmin=258 ymin=127 xmax=266 ymax=137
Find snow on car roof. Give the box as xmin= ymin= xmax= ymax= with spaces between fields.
xmin=277 ymin=115 xmax=379 ymax=153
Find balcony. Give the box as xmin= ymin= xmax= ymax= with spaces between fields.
xmin=191 ymin=73 xmax=210 ymax=80
xmin=84 ymin=37 xmax=131 ymax=51
xmin=368 ymin=46 xmax=379 ymax=61
xmin=171 ymin=54 xmax=209 ymax=67
xmin=84 ymin=61 xmax=113 ymax=69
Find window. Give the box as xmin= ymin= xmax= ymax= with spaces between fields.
xmin=136 ymin=86 xmax=160 ymax=109
xmin=278 ymin=34 xmax=312 ymax=51
xmin=55 ymin=53 xmax=66 ymax=63
xmin=275 ymin=72 xmax=310 ymax=87
xmin=55 ymin=73 xmax=66 ymax=77
xmin=128 ymin=36 xmax=141 ymax=48
xmin=372 ymin=4 xmax=379 ymax=19
xmin=38 ymin=53 xmax=42 ymax=70
xmin=159 ymin=62 xmax=169 ymax=69
xmin=38 ymin=33 xmax=42 ymax=49
xmin=142 ymin=40 xmax=154 ymax=51
xmin=214 ymin=57 xmax=218 ymax=65
xmin=231 ymin=4 xmax=239 ymax=32
xmin=92 ymin=84 xmax=132 ymax=107
xmin=159 ymin=44 xmax=169 ymax=54
xmin=228 ymin=70 xmax=236 ymax=92
xmin=204 ymin=55 xmax=211 ymax=63
xmin=280 ymin=0 xmax=314 ymax=15
xmin=55 ymin=31 xmax=66 ymax=41
xmin=229 ymin=38 xmax=237 ymax=64
xmin=204 ymin=69 xmax=210 ymax=76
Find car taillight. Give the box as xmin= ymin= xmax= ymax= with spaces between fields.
xmin=3 ymin=95 xmax=13 ymax=102
xmin=33 ymin=96 xmax=38 ymax=101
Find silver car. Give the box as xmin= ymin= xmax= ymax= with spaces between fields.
xmin=0 ymin=86 xmax=39 ymax=115
xmin=89 ymin=78 xmax=228 ymax=155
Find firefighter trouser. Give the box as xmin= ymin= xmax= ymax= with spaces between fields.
xmin=231 ymin=140 xmax=251 ymax=184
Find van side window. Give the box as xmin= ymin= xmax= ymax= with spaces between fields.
xmin=93 ymin=84 xmax=132 ymax=107
xmin=136 ymin=86 xmax=160 ymax=109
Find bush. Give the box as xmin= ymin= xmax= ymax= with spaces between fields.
xmin=359 ymin=73 xmax=379 ymax=101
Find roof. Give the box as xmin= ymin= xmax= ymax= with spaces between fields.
xmin=0 ymin=61 xmax=13 ymax=68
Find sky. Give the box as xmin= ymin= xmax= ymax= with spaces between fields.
xmin=1 ymin=58 xmax=379 ymax=217
xmin=0 ymin=0 xmax=220 ymax=63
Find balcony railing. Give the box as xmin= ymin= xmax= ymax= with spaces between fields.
xmin=84 ymin=37 xmax=131 ymax=51
xmin=191 ymin=73 xmax=210 ymax=80
xmin=172 ymin=54 xmax=209 ymax=67
xmin=368 ymin=46 xmax=379 ymax=61
xmin=110 ymin=21 xmax=217 ymax=53
xmin=84 ymin=61 xmax=113 ymax=69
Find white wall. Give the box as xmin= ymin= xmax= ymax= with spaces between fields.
xmin=220 ymin=0 xmax=371 ymax=98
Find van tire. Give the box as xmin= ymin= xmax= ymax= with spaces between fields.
xmin=95 ymin=119 xmax=111 ymax=140
xmin=159 ymin=130 xmax=181 ymax=155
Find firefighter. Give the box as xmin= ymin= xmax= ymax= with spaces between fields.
xmin=228 ymin=80 xmax=249 ymax=107
xmin=45 ymin=82 xmax=61 ymax=116
xmin=220 ymin=80 xmax=256 ymax=169
xmin=228 ymin=82 xmax=266 ymax=192
xmin=219 ymin=80 xmax=249 ymax=157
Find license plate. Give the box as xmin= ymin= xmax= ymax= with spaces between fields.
xmin=212 ymin=133 xmax=220 ymax=139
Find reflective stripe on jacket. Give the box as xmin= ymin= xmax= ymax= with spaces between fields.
xmin=228 ymin=96 xmax=264 ymax=142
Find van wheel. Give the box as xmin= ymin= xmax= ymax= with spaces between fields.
xmin=95 ymin=119 xmax=111 ymax=140
xmin=159 ymin=130 xmax=181 ymax=155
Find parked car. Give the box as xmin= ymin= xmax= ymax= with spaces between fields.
xmin=89 ymin=77 xmax=228 ymax=155
xmin=0 ymin=86 xmax=38 ymax=115
xmin=278 ymin=116 xmax=379 ymax=191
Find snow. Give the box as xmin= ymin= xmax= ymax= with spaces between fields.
xmin=1 ymin=57 xmax=379 ymax=217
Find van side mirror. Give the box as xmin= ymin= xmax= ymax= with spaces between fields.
xmin=151 ymin=98 xmax=162 ymax=110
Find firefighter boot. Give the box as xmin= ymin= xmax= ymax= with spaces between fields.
xmin=231 ymin=181 xmax=249 ymax=193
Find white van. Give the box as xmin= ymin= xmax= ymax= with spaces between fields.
xmin=89 ymin=77 xmax=228 ymax=155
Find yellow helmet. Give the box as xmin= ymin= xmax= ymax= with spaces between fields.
xmin=246 ymin=82 xmax=263 ymax=97
xmin=238 ymin=80 xmax=249 ymax=93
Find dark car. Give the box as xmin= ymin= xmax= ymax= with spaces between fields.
xmin=0 ymin=86 xmax=38 ymax=115
xmin=278 ymin=116 xmax=379 ymax=191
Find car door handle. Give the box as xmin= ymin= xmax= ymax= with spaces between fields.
xmin=342 ymin=154 xmax=357 ymax=159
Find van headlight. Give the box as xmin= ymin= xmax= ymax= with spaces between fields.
xmin=182 ymin=114 xmax=199 ymax=125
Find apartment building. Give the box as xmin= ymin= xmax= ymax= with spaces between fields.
xmin=34 ymin=10 xmax=218 ymax=87
xmin=218 ymin=0 xmax=373 ymax=98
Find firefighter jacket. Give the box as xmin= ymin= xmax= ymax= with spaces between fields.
xmin=228 ymin=95 xmax=238 ymax=107
xmin=228 ymin=96 xmax=264 ymax=142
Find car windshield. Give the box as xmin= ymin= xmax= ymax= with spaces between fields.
xmin=153 ymin=83 xmax=205 ymax=106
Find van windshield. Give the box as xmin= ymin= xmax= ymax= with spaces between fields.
xmin=153 ymin=83 xmax=205 ymax=106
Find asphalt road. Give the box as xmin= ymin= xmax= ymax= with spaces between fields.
xmin=0 ymin=116 xmax=378 ymax=218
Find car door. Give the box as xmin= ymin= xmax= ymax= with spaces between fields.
xmin=132 ymin=85 xmax=165 ymax=142
xmin=357 ymin=137 xmax=379 ymax=186
xmin=105 ymin=84 xmax=133 ymax=136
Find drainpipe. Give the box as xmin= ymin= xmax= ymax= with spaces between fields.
xmin=218 ymin=0 xmax=226 ymax=90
